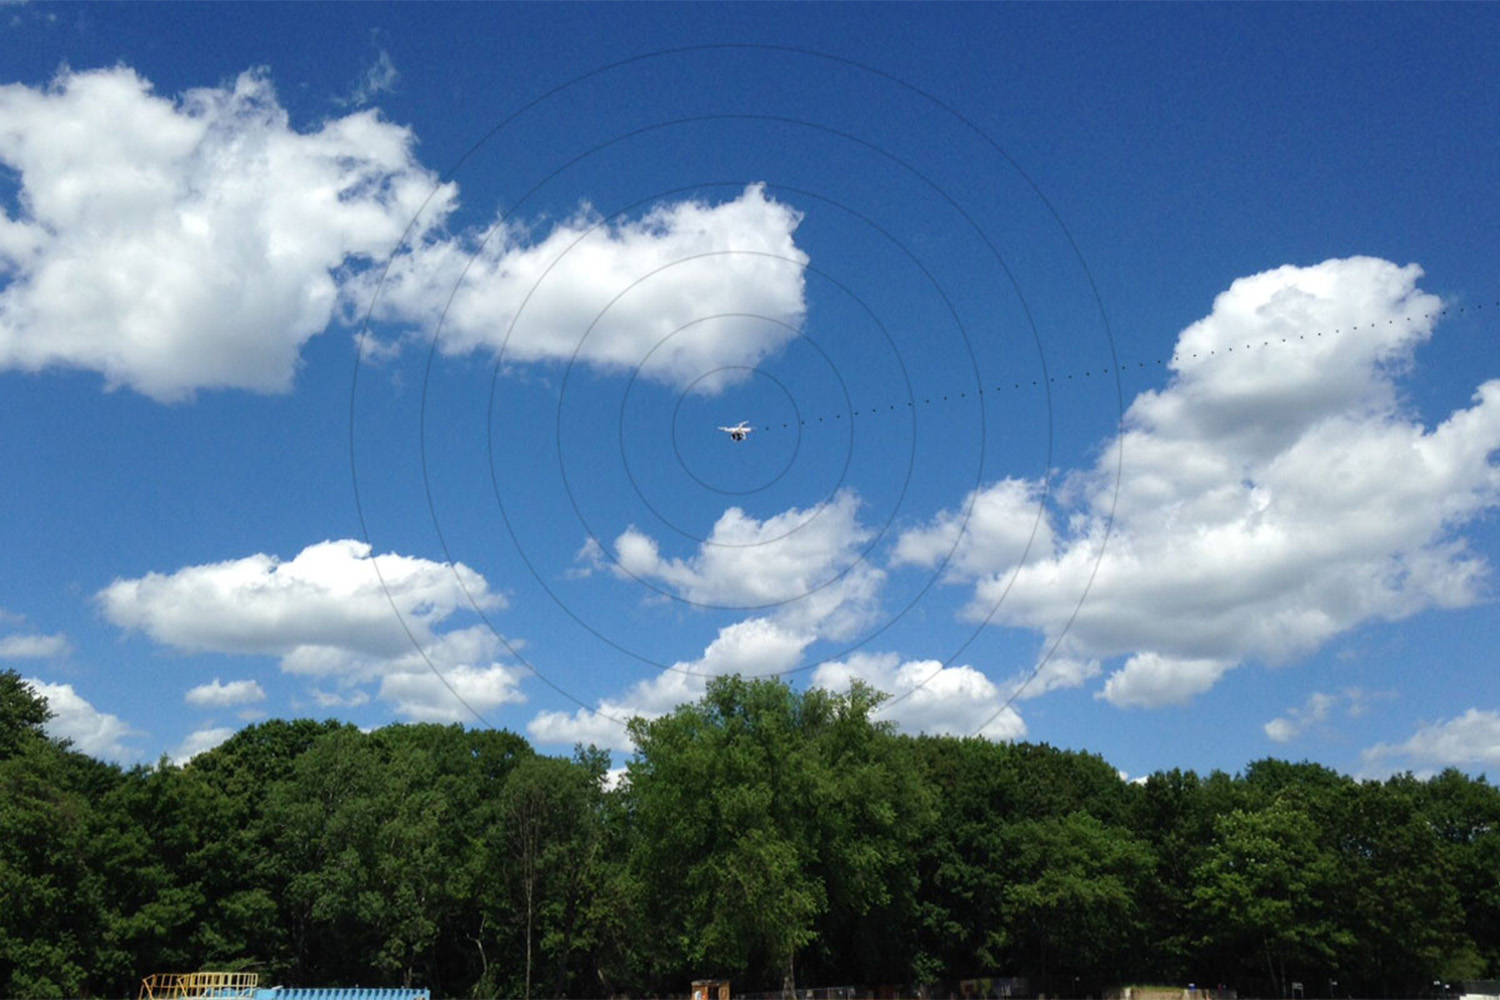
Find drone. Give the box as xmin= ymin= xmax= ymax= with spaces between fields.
xmin=718 ymin=421 xmax=753 ymax=442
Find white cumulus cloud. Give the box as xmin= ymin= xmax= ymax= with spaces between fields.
xmin=0 ymin=66 xmax=808 ymax=401
xmin=378 ymin=663 xmax=526 ymax=723
xmin=529 ymin=617 xmax=810 ymax=751
xmin=1263 ymin=689 xmax=1375 ymax=744
xmin=1264 ymin=716 xmax=1299 ymax=744
xmin=360 ymin=182 xmax=808 ymax=393
xmin=307 ymin=687 xmax=372 ymax=709
xmin=184 ymin=678 xmax=266 ymax=708
xmin=1363 ymin=708 xmax=1500 ymax=772
xmin=1098 ymin=654 xmax=1233 ymax=709
xmin=24 ymin=678 xmax=142 ymax=761
xmin=99 ymin=539 xmax=518 ymax=721
xmin=546 ymin=492 xmax=889 ymax=747
xmin=0 ymin=65 xmax=455 ymax=400
xmin=0 ymin=632 xmax=70 ymax=659
xmin=897 ymin=257 xmax=1500 ymax=708
xmin=812 ymin=652 xmax=1026 ymax=740
xmin=598 ymin=489 xmax=883 ymax=638
xmin=171 ymin=725 xmax=237 ymax=765
xmin=891 ymin=477 xmax=1054 ymax=581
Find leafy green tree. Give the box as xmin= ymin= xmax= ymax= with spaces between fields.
xmin=88 ymin=760 xmax=225 ymax=988
xmin=907 ymin=737 xmax=1139 ymax=987
xmin=187 ymin=719 xmax=353 ymax=976
xmin=580 ymin=770 xmax=652 ymax=997
xmin=998 ymin=811 xmax=1153 ymax=993
xmin=1191 ymin=798 xmax=1346 ymax=997
xmin=1423 ymin=769 xmax=1500 ymax=979
xmin=0 ymin=672 xmax=141 ymax=997
xmin=1330 ymin=776 xmax=1474 ymax=996
xmin=625 ymin=677 xmax=822 ymax=991
xmin=19 ymin=667 xmax=1500 ymax=1000
xmin=0 ymin=670 xmax=53 ymax=760
xmin=366 ymin=725 xmax=465 ymax=988
xmin=259 ymin=725 xmax=387 ymax=985
xmin=624 ymin=676 xmax=923 ymax=993
xmin=999 ymin=742 xmax=1134 ymax=825
xmin=0 ymin=739 xmax=106 ymax=996
xmin=442 ymin=729 xmax=535 ymax=998
xmin=906 ymin=737 xmax=1017 ymax=982
xmin=488 ymin=750 xmax=602 ymax=999
xmin=802 ymin=719 xmax=930 ymax=989
xmin=1128 ymin=768 xmax=1249 ymax=983
xmin=1241 ymin=759 xmax=1351 ymax=803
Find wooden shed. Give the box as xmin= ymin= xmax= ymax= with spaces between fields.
xmin=692 ymin=980 xmax=731 ymax=1000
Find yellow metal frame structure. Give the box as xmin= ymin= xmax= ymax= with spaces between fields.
xmin=139 ymin=972 xmax=260 ymax=1000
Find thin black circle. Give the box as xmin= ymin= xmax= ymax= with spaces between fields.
xmin=487 ymin=177 xmax=999 ymax=672
xmin=550 ymin=249 xmax=906 ymax=613
xmin=350 ymin=46 xmax=1119 ymax=727
xmin=431 ymin=110 xmax=1011 ymax=609
xmin=464 ymin=124 xmax=1016 ymax=664
xmin=470 ymin=192 xmax=918 ymax=674
xmin=490 ymin=162 xmax=1001 ymax=680
xmin=439 ymin=165 xmax=974 ymax=676
xmin=474 ymin=176 xmax=969 ymax=670
xmin=619 ymin=320 xmax=848 ymax=540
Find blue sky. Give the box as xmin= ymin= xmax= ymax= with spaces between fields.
xmin=2 ymin=3 xmax=1498 ymax=780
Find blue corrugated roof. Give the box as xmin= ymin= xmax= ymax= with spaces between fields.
xmin=251 ymin=989 xmax=430 ymax=1000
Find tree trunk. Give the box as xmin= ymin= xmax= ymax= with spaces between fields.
xmin=469 ymin=914 xmax=489 ymax=990
xmin=525 ymin=874 xmax=535 ymax=1000
xmin=552 ymin=879 xmax=580 ymax=999
xmin=1263 ymin=933 xmax=1281 ymax=999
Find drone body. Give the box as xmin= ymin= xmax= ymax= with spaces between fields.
xmin=718 ymin=421 xmax=753 ymax=442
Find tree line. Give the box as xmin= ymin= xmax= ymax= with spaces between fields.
xmin=3 ymin=668 xmax=1499 ymax=1000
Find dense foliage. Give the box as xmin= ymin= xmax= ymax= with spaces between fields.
xmin=4 ymin=668 xmax=1499 ymax=999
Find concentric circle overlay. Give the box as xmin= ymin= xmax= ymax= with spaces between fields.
xmin=349 ymin=45 xmax=1120 ymax=731
xmin=671 ymin=366 xmax=800 ymax=497
xmin=551 ymin=250 xmax=897 ymax=612
xmin=619 ymin=316 xmax=850 ymax=542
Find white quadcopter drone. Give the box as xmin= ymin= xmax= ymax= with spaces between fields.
xmin=718 ymin=421 xmax=753 ymax=442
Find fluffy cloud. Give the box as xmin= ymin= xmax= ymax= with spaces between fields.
xmin=359 ymin=183 xmax=808 ymax=393
xmin=1099 ymin=654 xmax=1233 ymax=709
xmin=308 ymin=688 xmax=371 ymax=709
xmin=1261 ymin=689 xmax=1385 ymax=743
xmin=171 ymin=725 xmax=236 ymax=765
xmin=378 ymin=662 xmax=525 ymax=723
xmin=891 ymin=477 xmax=1054 ymax=581
xmin=898 ymin=257 xmax=1500 ymax=708
xmin=99 ymin=539 xmax=518 ymax=721
xmin=1263 ymin=717 xmax=1298 ymax=744
xmin=0 ymin=632 xmax=70 ymax=659
xmin=184 ymin=678 xmax=266 ymax=708
xmin=599 ymin=489 xmax=883 ymax=637
xmin=0 ymin=66 xmax=808 ymax=400
xmin=24 ymin=679 xmax=142 ymax=760
xmin=343 ymin=49 xmax=399 ymax=108
xmin=529 ymin=616 xmax=810 ymax=750
xmin=99 ymin=539 xmax=500 ymax=658
xmin=1363 ymin=708 xmax=1500 ymax=772
xmin=0 ymin=65 xmax=454 ymax=400
xmin=551 ymin=485 xmax=1039 ymax=748
xmin=812 ymin=652 xmax=1026 ymax=740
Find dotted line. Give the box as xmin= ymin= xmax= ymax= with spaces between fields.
xmin=759 ymin=302 xmax=1493 ymax=432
